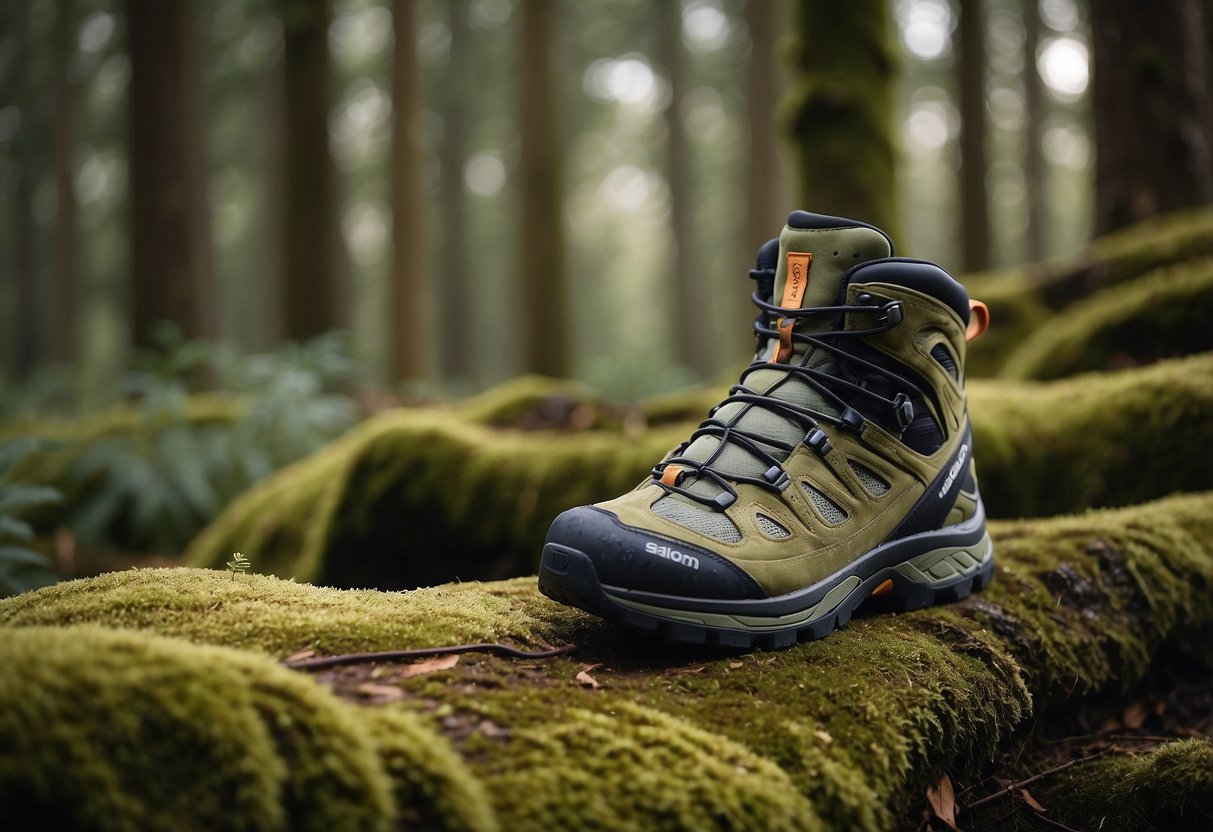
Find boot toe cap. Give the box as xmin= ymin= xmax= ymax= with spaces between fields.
xmin=542 ymin=506 xmax=766 ymax=601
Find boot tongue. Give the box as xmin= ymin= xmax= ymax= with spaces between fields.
xmin=670 ymin=216 xmax=893 ymax=504
xmin=772 ymin=221 xmax=893 ymax=320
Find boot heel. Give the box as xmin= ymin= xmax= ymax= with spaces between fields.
xmin=865 ymin=530 xmax=994 ymax=613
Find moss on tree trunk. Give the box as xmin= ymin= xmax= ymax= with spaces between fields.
xmin=782 ymin=0 xmax=900 ymax=239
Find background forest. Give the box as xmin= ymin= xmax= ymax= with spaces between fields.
xmin=3 ymin=2 xmax=1213 ymax=830
xmin=3 ymin=0 xmax=1102 ymax=400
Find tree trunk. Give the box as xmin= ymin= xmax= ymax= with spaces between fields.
xmin=659 ymin=1 xmax=714 ymax=379
xmin=14 ymin=168 xmax=40 ymax=379
xmin=51 ymin=0 xmax=78 ymax=364
xmin=1091 ymin=0 xmax=1213 ymax=234
xmin=388 ymin=0 xmax=430 ymax=382
xmin=742 ymin=0 xmax=788 ymax=350
xmin=517 ymin=0 xmax=570 ymax=377
xmin=956 ymin=0 xmax=990 ymax=272
xmin=279 ymin=0 xmax=344 ymax=341
xmin=745 ymin=0 xmax=787 ymax=252
xmin=782 ymin=0 xmax=900 ymax=239
xmin=126 ymin=0 xmax=217 ymax=348
xmin=438 ymin=0 xmax=471 ymax=382
xmin=258 ymin=54 xmax=285 ymax=351
xmin=1022 ymin=0 xmax=1046 ymax=263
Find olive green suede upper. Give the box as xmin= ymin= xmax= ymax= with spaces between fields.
xmin=595 ymin=272 xmax=975 ymax=597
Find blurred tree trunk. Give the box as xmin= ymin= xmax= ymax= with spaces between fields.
xmin=259 ymin=56 xmax=285 ymax=351
xmin=388 ymin=0 xmax=429 ymax=382
xmin=659 ymin=1 xmax=713 ymax=378
xmin=52 ymin=0 xmax=77 ymax=364
xmin=745 ymin=0 xmax=786 ymax=252
xmin=438 ymin=0 xmax=471 ymax=381
xmin=8 ymin=3 xmax=42 ymax=379
xmin=955 ymin=0 xmax=990 ymax=272
xmin=518 ymin=0 xmax=570 ymax=377
xmin=126 ymin=0 xmax=217 ymax=349
xmin=1091 ymin=0 xmax=1213 ymax=234
xmin=279 ymin=0 xmax=343 ymax=341
xmin=782 ymin=0 xmax=900 ymax=239
xmin=14 ymin=170 xmax=40 ymax=379
xmin=1022 ymin=0 xmax=1046 ymax=263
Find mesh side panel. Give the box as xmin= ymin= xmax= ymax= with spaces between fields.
xmin=801 ymin=484 xmax=848 ymax=525
xmin=651 ymin=496 xmax=743 ymax=543
xmin=755 ymin=513 xmax=790 ymax=539
xmin=931 ymin=343 xmax=959 ymax=380
xmin=901 ymin=411 xmax=944 ymax=455
xmin=848 ymin=461 xmax=891 ymax=496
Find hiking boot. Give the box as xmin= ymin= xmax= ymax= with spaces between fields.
xmin=538 ymin=211 xmax=993 ymax=649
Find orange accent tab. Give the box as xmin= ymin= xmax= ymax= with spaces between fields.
xmin=869 ymin=578 xmax=894 ymax=598
xmin=781 ymin=251 xmax=813 ymax=309
xmin=966 ymin=299 xmax=990 ymax=342
xmin=775 ymin=318 xmax=795 ymax=363
xmin=660 ymin=465 xmax=684 ymax=487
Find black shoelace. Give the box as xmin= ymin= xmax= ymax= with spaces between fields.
xmin=651 ymin=285 xmax=923 ymax=511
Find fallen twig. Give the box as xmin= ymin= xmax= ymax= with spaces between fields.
xmin=283 ymin=642 xmax=578 ymax=671
xmin=964 ymin=749 xmax=1112 ymax=812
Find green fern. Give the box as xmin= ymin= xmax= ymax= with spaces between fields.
xmin=0 ymin=438 xmax=63 ymax=597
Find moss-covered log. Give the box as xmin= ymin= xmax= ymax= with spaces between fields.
xmin=0 ymin=626 xmax=494 ymax=832
xmin=997 ymin=257 xmax=1213 ymax=380
xmin=963 ymin=207 xmax=1213 ymax=376
xmin=187 ymin=355 xmax=1213 ymax=588
xmin=970 ymin=353 xmax=1213 ymax=518
xmin=1041 ymin=739 xmax=1213 ymax=832
xmin=4 ymin=491 xmax=1212 ymax=830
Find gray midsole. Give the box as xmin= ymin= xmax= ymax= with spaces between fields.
xmin=604 ymin=501 xmax=989 ymax=617
xmin=609 ymin=530 xmax=993 ymax=632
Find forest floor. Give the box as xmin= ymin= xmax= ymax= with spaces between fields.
xmin=289 ymin=610 xmax=1213 ymax=831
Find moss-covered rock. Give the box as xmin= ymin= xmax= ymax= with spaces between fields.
xmin=998 ymin=257 xmax=1213 ymax=380
xmin=6 ymin=491 xmax=1213 ymax=830
xmin=0 ymin=625 xmax=495 ymax=832
xmin=187 ymin=355 xmax=1213 ymax=587
xmin=1042 ymin=739 xmax=1213 ymax=831
xmin=963 ymin=207 xmax=1213 ymax=376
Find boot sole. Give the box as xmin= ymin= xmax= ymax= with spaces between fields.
xmin=538 ymin=512 xmax=994 ymax=650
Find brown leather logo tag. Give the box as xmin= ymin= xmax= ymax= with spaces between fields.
xmin=781 ymin=251 xmax=813 ymax=309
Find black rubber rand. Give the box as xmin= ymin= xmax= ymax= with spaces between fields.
xmin=537 ymin=502 xmax=993 ymax=650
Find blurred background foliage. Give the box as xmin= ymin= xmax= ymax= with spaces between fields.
xmin=1 ymin=0 xmax=1103 ymax=396
xmin=2 ymin=0 xmax=1212 ymax=593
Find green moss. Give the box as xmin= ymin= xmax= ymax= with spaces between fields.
xmin=0 ymin=394 xmax=240 ymax=446
xmin=963 ymin=207 xmax=1213 ymax=376
xmin=5 ymin=491 xmax=1211 ymax=830
xmin=362 ymin=707 xmax=499 ymax=832
xmin=0 ymin=624 xmax=495 ymax=832
xmin=488 ymin=703 xmax=823 ymax=830
xmin=0 ymin=625 xmax=393 ymax=831
xmin=186 ymin=408 xmax=687 ymax=587
xmin=969 ymin=353 xmax=1213 ymax=518
xmin=998 ymin=258 xmax=1213 ymax=379
xmin=187 ymin=355 xmax=1213 ymax=587
xmin=456 ymin=374 xmax=643 ymax=433
xmin=1043 ymin=739 xmax=1213 ymax=831
xmin=0 ymin=568 xmax=577 ymax=658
